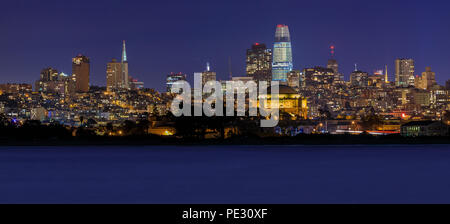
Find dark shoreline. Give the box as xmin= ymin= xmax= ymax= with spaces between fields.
xmin=0 ymin=134 xmax=449 ymax=146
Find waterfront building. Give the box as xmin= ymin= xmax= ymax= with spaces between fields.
xmin=401 ymin=121 xmax=448 ymax=137
xmin=259 ymin=85 xmax=308 ymax=120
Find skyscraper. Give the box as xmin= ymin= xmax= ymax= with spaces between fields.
xmin=302 ymin=67 xmax=334 ymax=88
xmin=350 ymin=70 xmax=369 ymax=87
xmin=272 ymin=25 xmax=293 ymax=83
xmin=327 ymin=59 xmax=338 ymax=74
xmin=106 ymin=58 xmax=122 ymax=91
xmin=395 ymin=58 xmax=415 ymax=87
xmin=384 ymin=65 xmax=389 ymax=83
xmin=106 ymin=41 xmax=131 ymax=91
xmin=121 ymin=40 xmax=129 ymax=89
xmin=201 ymin=63 xmax=216 ymax=86
xmin=287 ymin=70 xmax=301 ymax=90
xmin=326 ymin=45 xmax=343 ymax=83
xmin=40 ymin=67 xmax=59 ymax=81
xmin=246 ymin=43 xmax=272 ymax=82
xmin=416 ymin=67 xmax=437 ymax=90
xmin=36 ymin=67 xmax=75 ymax=95
xmin=72 ymin=54 xmax=90 ymax=93
xmin=166 ymin=72 xmax=187 ymax=93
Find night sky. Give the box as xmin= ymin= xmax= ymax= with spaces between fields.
xmin=1 ymin=0 xmax=450 ymax=91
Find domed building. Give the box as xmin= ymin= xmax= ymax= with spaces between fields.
xmin=259 ymin=85 xmax=308 ymax=120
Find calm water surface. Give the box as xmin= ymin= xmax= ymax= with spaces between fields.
xmin=1 ymin=145 xmax=450 ymax=203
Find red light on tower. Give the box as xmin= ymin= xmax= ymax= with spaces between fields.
xmin=255 ymin=42 xmax=260 ymax=46
xmin=330 ymin=45 xmax=335 ymax=57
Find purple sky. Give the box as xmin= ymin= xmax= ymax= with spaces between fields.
xmin=1 ymin=0 xmax=450 ymax=91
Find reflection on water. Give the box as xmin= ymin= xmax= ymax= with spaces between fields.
xmin=0 ymin=145 xmax=449 ymax=203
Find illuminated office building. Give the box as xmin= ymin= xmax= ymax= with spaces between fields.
xmin=272 ymin=25 xmax=293 ymax=83
xmin=395 ymin=58 xmax=415 ymax=87
xmin=303 ymin=67 xmax=334 ymax=88
xmin=129 ymin=76 xmax=144 ymax=90
xmin=72 ymin=54 xmax=90 ymax=93
xmin=416 ymin=67 xmax=436 ymax=90
xmin=200 ymin=63 xmax=216 ymax=86
xmin=327 ymin=59 xmax=343 ymax=83
xmin=287 ymin=70 xmax=301 ymax=90
xmin=246 ymin=43 xmax=272 ymax=82
xmin=350 ymin=70 xmax=369 ymax=87
xmin=35 ymin=69 xmax=75 ymax=95
xmin=166 ymin=72 xmax=187 ymax=92
xmin=106 ymin=41 xmax=130 ymax=91
xmin=40 ymin=67 xmax=59 ymax=81
xmin=106 ymin=58 xmax=123 ymax=91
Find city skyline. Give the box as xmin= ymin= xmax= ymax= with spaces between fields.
xmin=1 ymin=0 xmax=450 ymax=91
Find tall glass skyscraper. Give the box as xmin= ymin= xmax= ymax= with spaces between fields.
xmin=395 ymin=58 xmax=415 ymax=87
xmin=272 ymin=24 xmax=293 ymax=83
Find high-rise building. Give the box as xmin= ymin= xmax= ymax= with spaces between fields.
xmin=106 ymin=58 xmax=122 ymax=91
xmin=327 ymin=59 xmax=338 ymax=74
xmin=350 ymin=70 xmax=369 ymax=87
xmin=201 ymin=63 xmax=216 ymax=86
xmin=303 ymin=67 xmax=334 ymax=88
xmin=287 ymin=70 xmax=301 ymax=90
xmin=106 ymin=41 xmax=130 ymax=91
xmin=72 ymin=54 xmax=90 ymax=93
xmin=326 ymin=45 xmax=344 ymax=84
xmin=35 ymin=68 xmax=75 ymax=95
xmin=129 ymin=76 xmax=144 ymax=90
xmin=416 ymin=67 xmax=436 ymax=90
xmin=121 ymin=40 xmax=129 ymax=89
xmin=446 ymin=80 xmax=450 ymax=90
xmin=327 ymin=59 xmax=344 ymax=83
xmin=384 ymin=65 xmax=389 ymax=83
xmin=368 ymin=70 xmax=384 ymax=88
xmin=246 ymin=43 xmax=272 ymax=82
xmin=395 ymin=58 xmax=415 ymax=87
xmin=40 ymin=67 xmax=59 ymax=81
xmin=166 ymin=72 xmax=187 ymax=92
xmin=272 ymin=24 xmax=293 ymax=83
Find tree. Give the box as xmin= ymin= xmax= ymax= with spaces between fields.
xmin=443 ymin=111 xmax=450 ymax=124
xmin=361 ymin=115 xmax=383 ymax=131
xmin=0 ymin=113 xmax=9 ymax=127
xmin=122 ymin=120 xmax=137 ymax=136
xmin=137 ymin=119 xmax=151 ymax=135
